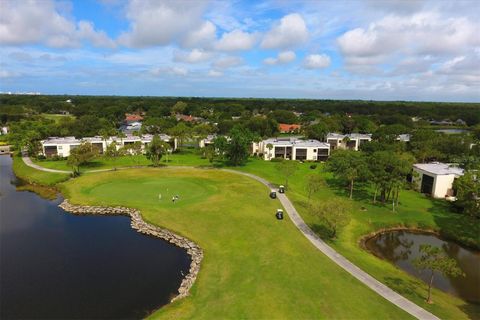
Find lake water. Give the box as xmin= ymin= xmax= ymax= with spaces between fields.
xmin=365 ymin=230 xmax=480 ymax=304
xmin=435 ymin=128 xmax=469 ymax=134
xmin=0 ymin=155 xmax=191 ymax=319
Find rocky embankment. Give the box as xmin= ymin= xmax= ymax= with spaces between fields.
xmin=59 ymin=199 xmax=203 ymax=302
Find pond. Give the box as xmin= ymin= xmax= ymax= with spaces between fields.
xmin=0 ymin=155 xmax=191 ymax=319
xmin=435 ymin=128 xmax=469 ymax=134
xmin=365 ymin=230 xmax=480 ymax=304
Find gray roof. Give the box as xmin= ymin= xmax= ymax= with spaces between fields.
xmin=414 ymin=162 xmax=464 ymax=176
xmin=326 ymin=133 xmax=372 ymax=140
xmin=263 ymin=137 xmax=329 ymax=148
xmin=42 ymin=134 xmax=171 ymax=145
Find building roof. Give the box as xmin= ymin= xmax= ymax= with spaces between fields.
xmin=397 ymin=134 xmax=411 ymax=142
xmin=414 ymin=162 xmax=464 ymax=176
xmin=125 ymin=113 xmax=144 ymax=122
xmin=326 ymin=133 xmax=372 ymax=140
xmin=262 ymin=137 xmax=329 ymax=148
xmin=278 ymin=123 xmax=301 ymax=132
xmin=42 ymin=134 xmax=172 ymax=145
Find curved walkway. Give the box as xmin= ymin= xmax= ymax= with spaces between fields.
xmin=22 ymin=156 xmax=71 ymax=173
xmin=23 ymin=157 xmax=438 ymax=320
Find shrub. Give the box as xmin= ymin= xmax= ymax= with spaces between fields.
xmin=270 ymin=158 xmax=284 ymax=162
xmin=310 ymin=164 xmax=317 ymax=169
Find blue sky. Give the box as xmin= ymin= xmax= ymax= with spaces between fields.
xmin=0 ymin=0 xmax=479 ymax=102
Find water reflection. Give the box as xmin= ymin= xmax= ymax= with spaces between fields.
xmin=0 ymin=155 xmax=191 ymax=319
xmin=365 ymin=230 xmax=480 ymax=304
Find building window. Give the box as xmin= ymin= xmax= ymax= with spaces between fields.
xmin=313 ymin=149 xmax=317 ymax=153
xmin=58 ymin=146 xmax=63 ymax=150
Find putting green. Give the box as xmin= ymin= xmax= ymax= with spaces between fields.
xmin=62 ymin=168 xmax=410 ymax=319
xmin=81 ymin=176 xmax=217 ymax=208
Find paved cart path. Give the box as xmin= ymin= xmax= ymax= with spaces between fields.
xmin=224 ymin=169 xmax=439 ymax=320
xmin=23 ymin=157 xmax=439 ymax=320
xmin=22 ymin=156 xmax=71 ymax=173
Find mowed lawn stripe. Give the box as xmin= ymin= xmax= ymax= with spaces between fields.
xmin=62 ymin=168 xmax=410 ymax=319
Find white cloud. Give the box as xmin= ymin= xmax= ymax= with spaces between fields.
xmin=174 ymin=49 xmax=214 ymax=63
xmin=181 ymin=20 xmax=217 ymax=49
xmin=212 ymin=56 xmax=243 ymax=69
xmin=264 ymin=51 xmax=296 ymax=65
xmin=303 ymin=54 xmax=331 ymax=69
xmin=151 ymin=66 xmax=188 ymax=76
xmin=77 ymin=21 xmax=116 ymax=49
xmin=261 ymin=13 xmax=308 ymax=49
xmin=0 ymin=70 xmax=20 ymax=78
xmin=0 ymin=0 xmax=114 ymax=48
xmin=118 ymin=0 xmax=208 ymax=47
xmin=337 ymin=11 xmax=480 ymax=70
xmin=215 ymin=29 xmax=258 ymax=51
xmin=208 ymin=70 xmax=223 ymax=77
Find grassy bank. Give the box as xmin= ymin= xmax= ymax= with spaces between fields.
xmin=61 ymin=168 xmax=410 ymax=319
xmin=235 ymin=158 xmax=480 ymax=320
xmin=13 ymin=155 xmax=70 ymax=186
xmin=27 ymin=152 xmax=479 ymax=318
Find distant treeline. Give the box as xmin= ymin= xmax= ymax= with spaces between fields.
xmin=1 ymin=94 xmax=479 ymax=125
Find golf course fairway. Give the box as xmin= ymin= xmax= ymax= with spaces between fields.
xmin=61 ymin=167 xmax=411 ymax=319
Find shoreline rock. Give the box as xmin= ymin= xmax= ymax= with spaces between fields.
xmin=58 ymin=199 xmax=203 ymax=303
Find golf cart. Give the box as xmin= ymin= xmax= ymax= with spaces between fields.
xmin=269 ymin=191 xmax=277 ymax=199
xmin=278 ymin=185 xmax=285 ymax=193
xmin=276 ymin=209 xmax=284 ymax=220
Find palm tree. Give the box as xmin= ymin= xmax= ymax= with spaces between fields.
xmin=161 ymin=141 xmax=171 ymax=163
xmin=266 ymin=143 xmax=273 ymax=160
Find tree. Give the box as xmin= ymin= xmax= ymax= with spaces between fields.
xmin=160 ymin=141 xmax=172 ymax=163
xmin=226 ymin=126 xmax=254 ymax=166
xmin=270 ymin=110 xmax=298 ymax=124
xmin=105 ymin=140 xmax=124 ymax=169
xmin=266 ymin=143 xmax=273 ymax=160
xmin=213 ymin=136 xmax=229 ymax=161
xmin=453 ymin=171 xmax=480 ymax=217
xmin=409 ymin=129 xmax=442 ymax=163
xmin=326 ymin=150 xmax=368 ymax=199
xmin=310 ymin=199 xmax=351 ymax=239
xmin=367 ymin=151 xmax=415 ymax=206
xmin=275 ymin=160 xmax=299 ymax=190
xmin=306 ymin=174 xmax=323 ymax=203
xmin=146 ymin=134 xmax=165 ymax=167
xmin=413 ymin=245 xmax=464 ymax=304
xmin=172 ymin=101 xmax=187 ymax=115
xmin=204 ymin=145 xmax=215 ymax=164
xmin=304 ymin=123 xmax=328 ymax=141
xmin=67 ymin=142 xmax=97 ymax=175
xmin=129 ymin=141 xmax=143 ymax=165
xmin=168 ymin=122 xmax=191 ymax=150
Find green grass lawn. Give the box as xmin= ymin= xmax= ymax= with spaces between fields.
xmin=235 ymin=158 xmax=480 ymax=320
xmin=41 ymin=113 xmax=76 ymax=123
xmin=13 ymin=155 xmax=70 ymax=186
xmin=27 ymin=151 xmax=480 ymax=319
xmin=61 ymin=168 xmax=411 ymax=320
xmin=32 ymin=149 xmax=211 ymax=172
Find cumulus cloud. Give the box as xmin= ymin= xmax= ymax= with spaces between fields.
xmin=212 ymin=56 xmax=243 ymax=69
xmin=0 ymin=70 xmax=20 ymax=78
xmin=181 ymin=20 xmax=217 ymax=49
xmin=303 ymin=54 xmax=331 ymax=69
xmin=0 ymin=0 xmax=114 ymax=48
xmin=261 ymin=13 xmax=308 ymax=49
xmin=208 ymin=70 xmax=223 ymax=77
xmin=215 ymin=29 xmax=258 ymax=51
xmin=264 ymin=51 xmax=296 ymax=65
xmin=174 ymin=49 xmax=214 ymax=63
xmin=151 ymin=66 xmax=188 ymax=76
xmin=77 ymin=21 xmax=116 ymax=49
xmin=337 ymin=11 xmax=480 ymax=69
xmin=118 ymin=0 xmax=208 ymax=47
